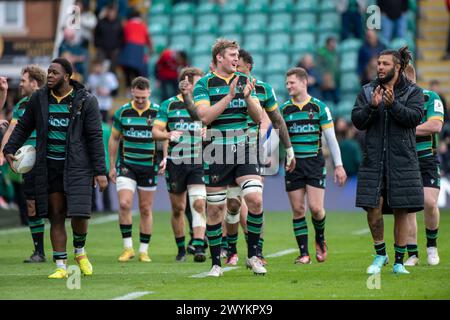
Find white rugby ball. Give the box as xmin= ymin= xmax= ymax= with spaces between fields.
xmin=13 ymin=145 xmax=36 ymax=174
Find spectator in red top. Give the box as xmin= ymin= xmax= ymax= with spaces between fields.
xmin=118 ymin=8 xmax=153 ymax=90
xmin=155 ymin=49 xmax=188 ymax=101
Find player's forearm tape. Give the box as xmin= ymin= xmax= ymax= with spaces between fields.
xmin=323 ymin=127 xmax=343 ymax=167
xmin=286 ymin=146 xmax=294 ymax=165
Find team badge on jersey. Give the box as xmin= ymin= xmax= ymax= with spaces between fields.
xmin=211 ymin=175 xmax=219 ymax=184
xmin=147 ymin=115 xmax=152 ymax=126
xmin=308 ymin=110 xmax=314 ymax=120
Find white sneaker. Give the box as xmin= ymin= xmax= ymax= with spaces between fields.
xmin=404 ymin=255 xmax=419 ymax=266
xmin=207 ymin=265 xmax=223 ymax=277
xmin=246 ymin=256 xmax=267 ymax=275
xmin=427 ymin=247 xmax=440 ymax=266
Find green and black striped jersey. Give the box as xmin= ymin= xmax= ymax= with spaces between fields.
xmin=280 ymin=96 xmax=333 ymax=159
xmin=47 ymin=89 xmax=75 ymax=160
xmin=11 ymin=96 xmax=36 ymax=147
xmin=154 ymin=94 xmax=203 ymax=161
xmin=247 ymin=79 xmax=278 ymax=144
xmin=416 ymin=89 xmax=444 ymax=159
xmin=193 ymin=71 xmax=258 ymax=145
xmin=112 ymin=100 xmax=159 ymax=167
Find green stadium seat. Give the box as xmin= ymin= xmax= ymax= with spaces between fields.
xmin=150 ymin=22 xmax=169 ymax=36
xmin=172 ymin=14 xmax=194 ymax=26
xmin=290 ymin=46 xmax=315 ymax=64
xmin=192 ymin=35 xmax=215 ymax=55
xmin=222 ymin=13 xmax=244 ymax=27
xmin=218 ymin=33 xmax=241 ymax=44
xmin=194 ymin=20 xmax=218 ymax=35
xmin=244 ymin=1 xmax=269 ymax=14
xmin=264 ymin=73 xmax=288 ymax=101
xmin=319 ymin=12 xmax=341 ymax=26
xmin=340 ymin=52 xmax=358 ymax=73
xmin=292 ymin=33 xmax=315 ymax=47
xmin=172 ymin=2 xmax=195 ymax=15
xmin=170 ymin=22 xmax=193 ymax=35
xmin=196 ymin=2 xmax=219 ymax=15
xmin=269 ymin=1 xmax=293 ymax=13
xmin=318 ymin=32 xmax=340 ymax=47
xmin=265 ymin=53 xmax=290 ymax=74
xmin=169 ymin=34 xmax=192 ymax=52
xmin=247 ymin=0 xmax=269 ymax=5
xmin=192 ymin=54 xmax=212 ymax=73
xmin=220 ymin=2 xmax=245 ymax=14
xmin=218 ymin=23 xmax=241 ymax=35
xmin=292 ymin=20 xmax=316 ymax=33
xmin=293 ymin=0 xmax=318 ymax=14
xmin=242 ymin=20 xmax=266 ymax=33
xmin=390 ymin=37 xmax=415 ymax=52
xmin=267 ymin=33 xmax=290 ymax=53
xmin=246 ymin=13 xmax=268 ymax=26
xmin=271 ymin=13 xmax=293 ymax=25
xmin=152 ymin=35 xmax=169 ymax=54
xmin=340 ymin=73 xmax=361 ymax=94
xmin=150 ymin=2 xmax=171 ymax=16
xmin=338 ymin=38 xmax=363 ymax=53
xmin=150 ymin=15 xmax=170 ymax=28
xmin=267 ymin=20 xmax=291 ymax=33
xmin=227 ymin=0 xmax=246 ymax=5
xmin=335 ymin=99 xmax=355 ymax=121
xmin=243 ymin=33 xmax=266 ymax=54
xmin=251 ymin=70 xmax=264 ymax=82
xmin=318 ymin=19 xmax=341 ymax=34
xmin=296 ymin=13 xmax=316 ymax=25
xmin=319 ymin=1 xmax=337 ymax=13
xmin=251 ymin=53 xmax=265 ymax=71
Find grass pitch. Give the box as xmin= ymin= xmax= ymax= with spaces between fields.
xmin=0 ymin=210 xmax=449 ymax=300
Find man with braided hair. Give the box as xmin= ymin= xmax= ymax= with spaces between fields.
xmin=352 ymin=46 xmax=425 ymax=275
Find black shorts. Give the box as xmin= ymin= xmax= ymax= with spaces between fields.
xmin=165 ymin=159 xmax=205 ymax=193
xmin=204 ymin=143 xmax=259 ymax=187
xmin=47 ymin=159 xmax=65 ymax=194
xmin=419 ymin=156 xmax=440 ymax=189
xmin=117 ymin=162 xmax=158 ymax=188
xmin=285 ymin=155 xmax=326 ymax=192
xmin=23 ymin=170 xmax=35 ymax=200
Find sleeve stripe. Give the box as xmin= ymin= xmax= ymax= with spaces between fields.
xmin=321 ymin=123 xmax=334 ymax=130
xmin=428 ymin=116 xmax=444 ymax=122
xmin=265 ymin=103 xmax=278 ymax=112
xmin=10 ymin=119 xmax=18 ymax=124
xmin=153 ymin=120 xmax=167 ymax=127
xmin=194 ymin=100 xmax=210 ymax=107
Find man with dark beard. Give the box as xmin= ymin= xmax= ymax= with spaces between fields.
xmin=4 ymin=58 xmax=107 ymax=279
xmin=352 ymin=47 xmax=425 ymax=275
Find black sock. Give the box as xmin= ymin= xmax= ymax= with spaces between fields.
xmin=73 ymin=231 xmax=87 ymax=249
xmin=227 ymin=233 xmax=238 ymax=255
xmin=293 ymin=217 xmax=309 ymax=256
xmin=206 ymin=223 xmax=222 ymax=266
xmin=312 ymin=216 xmax=326 ymax=243
xmin=426 ymin=228 xmax=438 ymax=247
xmin=257 ymin=237 xmax=264 ymax=256
xmin=247 ymin=211 xmax=263 ymax=258
xmin=120 ymin=224 xmax=132 ymax=238
xmin=28 ymin=216 xmax=45 ymax=254
xmin=221 ymin=236 xmax=228 ymax=251
xmin=175 ymin=236 xmax=186 ymax=254
xmin=140 ymin=233 xmax=151 ymax=244
xmin=407 ymin=244 xmax=419 ymax=258
xmin=374 ymin=242 xmax=386 ymax=256
xmin=394 ymin=244 xmax=407 ymax=265
xmin=192 ymin=238 xmax=204 ymax=251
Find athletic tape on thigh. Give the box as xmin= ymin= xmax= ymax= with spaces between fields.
xmin=137 ymin=186 xmax=157 ymax=192
xmin=239 ymin=179 xmax=263 ymax=197
xmin=116 ymin=176 xmax=137 ymax=193
xmin=206 ymin=190 xmax=227 ymax=205
xmin=188 ymin=185 xmax=207 ymax=228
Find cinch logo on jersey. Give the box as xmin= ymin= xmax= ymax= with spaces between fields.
xmin=174 ymin=119 xmax=202 ymax=131
xmin=124 ymin=128 xmax=152 ymax=138
xmin=289 ymin=123 xmax=317 ymax=134
xmin=229 ymin=98 xmax=246 ymax=108
xmin=48 ymin=116 xmax=70 ymax=127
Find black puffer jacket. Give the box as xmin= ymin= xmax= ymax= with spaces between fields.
xmin=351 ymin=75 xmax=424 ymax=212
xmin=4 ymin=80 xmax=106 ymax=217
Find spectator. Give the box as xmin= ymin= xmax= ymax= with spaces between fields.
xmin=335 ymin=118 xmax=362 ymax=176
xmin=155 ymin=49 xmax=189 ymax=101
xmin=296 ymin=54 xmax=322 ymax=99
xmin=360 ymin=56 xmax=378 ymax=86
xmin=87 ymin=59 xmax=119 ymax=122
xmin=316 ymin=36 xmax=340 ymax=103
xmin=377 ymin=0 xmax=409 ymax=44
xmin=357 ymin=30 xmax=386 ymax=81
xmin=336 ymin=0 xmax=367 ymax=40
xmin=59 ymin=27 xmax=88 ymax=81
xmin=96 ymin=0 xmax=129 ymax=20
xmin=94 ymin=3 xmax=123 ymax=74
xmin=118 ymin=8 xmax=153 ymax=92
xmin=75 ymin=0 xmax=97 ymax=49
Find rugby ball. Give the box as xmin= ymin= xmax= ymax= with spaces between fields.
xmin=13 ymin=145 xmax=36 ymax=174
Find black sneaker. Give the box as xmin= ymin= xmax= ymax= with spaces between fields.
xmin=193 ymin=247 xmax=206 ymax=263
xmin=176 ymin=251 xmax=186 ymax=262
xmin=24 ymin=251 xmax=46 ymax=263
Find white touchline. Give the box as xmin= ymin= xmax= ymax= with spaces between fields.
xmin=265 ymin=248 xmax=297 ymax=258
xmin=0 ymin=211 xmax=139 ymax=236
xmin=190 ymin=267 xmax=240 ymax=278
xmin=112 ymin=291 xmax=155 ymax=300
xmin=352 ymin=228 xmax=371 ymax=236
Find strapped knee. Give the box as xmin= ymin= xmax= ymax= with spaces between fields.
xmin=239 ymin=179 xmax=263 ymax=197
